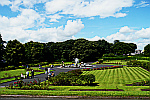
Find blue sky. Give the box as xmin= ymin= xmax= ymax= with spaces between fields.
xmin=0 ymin=0 xmax=150 ymax=51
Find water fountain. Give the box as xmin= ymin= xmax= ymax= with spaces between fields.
xmin=75 ymin=58 xmax=79 ymax=67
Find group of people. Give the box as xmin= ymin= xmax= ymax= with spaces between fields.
xmin=45 ymin=67 xmax=55 ymax=80
xmin=21 ymin=70 xmax=34 ymax=79
xmin=21 ymin=66 xmax=55 ymax=80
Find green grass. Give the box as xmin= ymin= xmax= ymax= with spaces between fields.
xmin=0 ymin=68 xmax=44 ymax=84
xmin=1 ymin=86 xmax=149 ymax=97
xmin=137 ymin=60 xmax=150 ymax=62
xmin=1 ymin=67 xmax=149 ymax=97
xmin=82 ymin=67 xmax=150 ymax=86
xmin=0 ymin=69 xmax=26 ymax=79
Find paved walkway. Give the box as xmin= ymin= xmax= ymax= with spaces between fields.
xmin=0 ymin=63 xmax=116 ymax=87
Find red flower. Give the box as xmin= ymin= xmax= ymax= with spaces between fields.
xmin=16 ymin=85 xmax=18 ymax=86
xmin=30 ymin=82 xmax=32 ymax=83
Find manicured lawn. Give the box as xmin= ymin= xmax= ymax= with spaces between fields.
xmin=0 ymin=68 xmax=44 ymax=84
xmin=0 ymin=69 xmax=26 ymax=79
xmin=137 ymin=60 xmax=150 ymax=62
xmin=1 ymin=86 xmax=149 ymax=97
xmin=82 ymin=67 xmax=150 ymax=86
xmin=1 ymin=67 xmax=149 ymax=97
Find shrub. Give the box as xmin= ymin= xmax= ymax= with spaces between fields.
xmin=127 ymin=60 xmax=149 ymax=71
xmin=80 ymin=74 xmax=95 ymax=84
xmin=48 ymin=70 xmax=95 ymax=86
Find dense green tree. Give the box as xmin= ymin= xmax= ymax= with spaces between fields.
xmin=113 ymin=42 xmax=137 ymax=55
xmin=4 ymin=39 xmax=25 ymax=66
xmin=0 ymin=34 xmax=6 ymax=63
xmin=144 ymin=44 xmax=150 ymax=57
xmin=3 ymin=38 xmax=139 ymax=65
xmin=68 ymin=39 xmax=111 ymax=62
xmin=24 ymin=41 xmax=46 ymax=63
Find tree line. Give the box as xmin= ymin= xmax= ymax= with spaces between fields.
xmin=0 ymin=34 xmax=149 ymax=67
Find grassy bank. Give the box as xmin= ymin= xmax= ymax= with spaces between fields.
xmin=1 ymin=86 xmax=149 ymax=97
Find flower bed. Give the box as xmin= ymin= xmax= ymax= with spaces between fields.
xmin=82 ymin=65 xmax=123 ymax=71
xmin=7 ymin=79 xmax=56 ymax=90
xmin=141 ymin=89 xmax=150 ymax=91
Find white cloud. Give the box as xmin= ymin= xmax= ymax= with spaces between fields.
xmin=135 ymin=28 xmax=150 ymax=39
xmin=5 ymin=0 xmax=49 ymax=11
xmin=0 ymin=8 xmax=45 ymax=42
xmin=0 ymin=9 xmax=43 ymax=30
xmin=106 ymin=26 xmax=150 ymax=50
xmin=0 ymin=0 xmax=11 ymax=6
xmin=64 ymin=19 xmax=84 ymax=36
xmin=113 ymin=13 xmax=127 ymax=18
xmin=86 ymin=36 xmax=104 ymax=41
xmin=47 ymin=14 xmax=63 ymax=19
xmin=76 ymin=26 xmax=150 ymax=50
xmin=1 ymin=19 xmax=84 ymax=43
xmin=119 ymin=26 xmax=135 ymax=33
xmin=47 ymin=14 xmax=63 ymax=22
xmin=45 ymin=0 xmax=134 ymax=18
xmin=89 ymin=17 xmax=94 ymax=20
xmin=134 ymin=1 xmax=149 ymax=8
xmin=49 ymin=19 xmax=59 ymax=22
xmin=26 ymin=19 xmax=84 ymax=42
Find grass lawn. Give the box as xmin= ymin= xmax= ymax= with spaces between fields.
xmin=137 ymin=60 xmax=150 ymax=62
xmin=82 ymin=67 xmax=149 ymax=86
xmin=0 ymin=68 xmax=44 ymax=84
xmin=0 ymin=69 xmax=26 ymax=79
xmin=0 ymin=86 xmax=149 ymax=97
xmin=1 ymin=67 xmax=149 ymax=97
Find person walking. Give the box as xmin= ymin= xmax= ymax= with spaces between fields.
xmin=31 ymin=70 xmax=34 ymax=78
xmin=45 ymin=67 xmax=48 ymax=74
xmin=21 ymin=73 xmax=24 ymax=80
xmin=26 ymin=71 xmax=29 ymax=79
xmin=48 ymin=68 xmax=50 ymax=73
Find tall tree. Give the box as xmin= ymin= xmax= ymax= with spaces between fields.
xmin=4 ymin=39 xmax=25 ymax=66
xmin=144 ymin=44 xmax=150 ymax=57
xmin=25 ymin=41 xmax=46 ymax=63
xmin=113 ymin=42 xmax=137 ymax=55
xmin=0 ymin=34 xmax=6 ymax=63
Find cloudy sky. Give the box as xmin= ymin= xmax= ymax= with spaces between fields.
xmin=0 ymin=0 xmax=150 ymax=50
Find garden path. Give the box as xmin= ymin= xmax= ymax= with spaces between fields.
xmin=0 ymin=62 xmax=114 ymax=87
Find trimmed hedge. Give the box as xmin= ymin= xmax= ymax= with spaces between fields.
xmin=102 ymin=56 xmax=149 ymax=60
xmin=127 ymin=60 xmax=150 ymax=71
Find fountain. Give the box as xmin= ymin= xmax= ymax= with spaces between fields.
xmin=58 ymin=58 xmax=94 ymax=69
xmin=75 ymin=58 xmax=79 ymax=67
